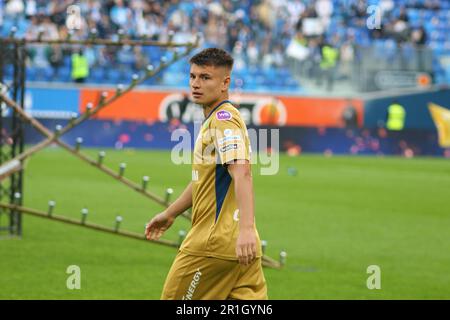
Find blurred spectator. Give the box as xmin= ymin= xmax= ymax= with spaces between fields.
xmin=47 ymin=44 xmax=63 ymax=77
xmin=424 ymin=0 xmax=441 ymax=11
xmin=390 ymin=7 xmax=410 ymax=43
xmin=286 ymin=31 xmax=309 ymax=66
xmin=87 ymin=0 xmax=102 ymax=23
xmin=167 ymin=92 xmax=190 ymax=122
xmin=5 ymin=0 xmax=24 ymax=18
xmin=117 ymin=43 xmax=135 ymax=71
xmin=25 ymin=0 xmax=37 ymax=19
xmin=308 ymin=37 xmax=323 ymax=80
xmin=411 ymin=25 xmax=428 ymax=71
xmin=257 ymin=0 xmax=275 ymax=30
xmin=380 ymin=0 xmax=394 ymax=17
xmin=133 ymin=46 xmax=149 ymax=70
xmin=386 ymin=101 xmax=406 ymax=131
xmin=271 ymin=44 xmax=286 ymax=68
xmin=83 ymin=45 xmax=97 ymax=68
xmin=350 ymin=0 xmax=367 ymax=27
xmin=315 ymin=0 xmax=333 ymax=30
xmin=0 ymin=0 xmax=446 ymax=90
xmin=232 ymin=41 xmax=246 ymax=71
xmin=287 ymin=0 xmax=305 ymax=27
xmin=247 ymin=40 xmax=259 ymax=66
xmin=411 ymin=26 xmax=427 ymax=47
xmin=71 ymin=48 xmax=89 ymax=83
xmin=97 ymin=13 xmax=115 ymax=38
xmin=41 ymin=16 xmax=58 ymax=40
xmin=339 ymin=35 xmax=355 ymax=80
xmin=317 ymin=40 xmax=339 ymax=91
xmin=342 ymin=99 xmax=358 ymax=129
xmin=110 ymin=0 xmax=132 ymax=28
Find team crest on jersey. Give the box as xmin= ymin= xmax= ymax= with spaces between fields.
xmin=216 ymin=110 xmax=232 ymax=121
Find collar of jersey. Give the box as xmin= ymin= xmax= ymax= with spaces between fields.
xmin=202 ymin=100 xmax=232 ymax=125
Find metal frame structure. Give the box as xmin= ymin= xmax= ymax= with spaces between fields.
xmin=0 ymin=32 xmax=284 ymax=269
xmin=0 ymin=37 xmax=26 ymax=237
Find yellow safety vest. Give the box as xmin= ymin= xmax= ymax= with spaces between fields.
xmin=386 ymin=103 xmax=406 ymax=130
xmin=320 ymin=46 xmax=338 ymax=69
xmin=71 ymin=54 xmax=89 ymax=80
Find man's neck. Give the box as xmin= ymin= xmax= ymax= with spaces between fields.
xmin=202 ymin=95 xmax=229 ymax=117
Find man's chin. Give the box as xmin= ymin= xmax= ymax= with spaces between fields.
xmin=192 ymin=97 xmax=204 ymax=104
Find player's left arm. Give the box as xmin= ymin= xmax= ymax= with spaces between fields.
xmin=227 ymin=160 xmax=257 ymax=266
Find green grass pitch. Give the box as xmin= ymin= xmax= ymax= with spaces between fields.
xmin=1 ymin=148 xmax=449 ymax=299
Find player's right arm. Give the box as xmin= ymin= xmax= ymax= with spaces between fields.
xmin=145 ymin=182 xmax=192 ymax=240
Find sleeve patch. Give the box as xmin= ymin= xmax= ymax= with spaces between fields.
xmin=216 ymin=110 xmax=232 ymax=121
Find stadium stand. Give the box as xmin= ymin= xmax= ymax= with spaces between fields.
xmin=0 ymin=0 xmax=449 ymax=92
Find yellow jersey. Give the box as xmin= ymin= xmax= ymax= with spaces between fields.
xmin=179 ymin=100 xmax=262 ymax=260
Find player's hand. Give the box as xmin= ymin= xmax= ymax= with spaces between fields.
xmin=145 ymin=211 xmax=174 ymax=240
xmin=236 ymin=228 xmax=257 ymax=266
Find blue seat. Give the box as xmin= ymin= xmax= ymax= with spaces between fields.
xmin=149 ymin=48 xmax=162 ymax=61
xmin=263 ymin=68 xmax=276 ymax=79
xmin=277 ymin=68 xmax=290 ymax=78
xmin=26 ymin=67 xmax=37 ymax=81
xmin=430 ymin=42 xmax=444 ymax=55
xmin=33 ymin=68 xmax=48 ymax=81
xmin=63 ymin=56 xmax=71 ymax=67
xmin=107 ymin=69 xmax=123 ymax=83
xmin=4 ymin=65 xmax=14 ymax=77
xmin=254 ymin=76 xmax=266 ymax=86
xmin=89 ymin=68 xmax=105 ymax=82
xmin=407 ymin=9 xmax=420 ymax=21
xmin=143 ymin=77 xmax=156 ymax=86
xmin=59 ymin=66 xmax=71 ymax=79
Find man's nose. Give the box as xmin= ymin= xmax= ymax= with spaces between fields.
xmin=191 ymin=79 xmax=200 ymax=89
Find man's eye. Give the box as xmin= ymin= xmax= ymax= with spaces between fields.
xmin=201 ymin=76 xmax=209 ymax=80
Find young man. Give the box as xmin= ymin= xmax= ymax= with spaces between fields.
xmin=145 ymin=48 xmax=267 ymax=300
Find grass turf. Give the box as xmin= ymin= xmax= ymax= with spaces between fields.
xmin=0 ymin=148 xmax=449 ymax=299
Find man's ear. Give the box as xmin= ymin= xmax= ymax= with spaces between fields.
xmin=222 ymin=75 xmax=231 ymax=92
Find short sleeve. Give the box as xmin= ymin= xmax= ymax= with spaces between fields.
xmin=211 ymin=108 xmax=250 ymax=165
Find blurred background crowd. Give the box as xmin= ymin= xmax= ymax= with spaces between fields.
xmin=0 ymin=0 xmax=449 ymax=93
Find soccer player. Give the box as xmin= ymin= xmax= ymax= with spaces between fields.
xmin=145 ymin=48 xmax=267 ymax=300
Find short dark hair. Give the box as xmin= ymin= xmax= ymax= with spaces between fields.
xmin=189 ymin=48 xmax=234 ymax=70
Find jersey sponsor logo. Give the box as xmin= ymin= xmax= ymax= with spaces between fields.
xmin=220 ymin=143 xmax=239 ymax=153
xmin=182 ymin=268 xmax=202 ymax=300
xmin=224 ymin=129 xmax=232 ymax=136
xmin=216 ymin=110 xmax=232 ymax=121
xmin=218 ymin=135 xmax=242 ymax=145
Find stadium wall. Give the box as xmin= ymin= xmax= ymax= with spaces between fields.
xmin=4 ymin=85 xmax=449 ymax=156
